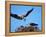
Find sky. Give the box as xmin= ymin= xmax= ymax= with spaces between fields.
xmin=10 ymin=4 xmax=42 ymax=32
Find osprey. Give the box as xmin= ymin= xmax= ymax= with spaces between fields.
xmin=10 ymin=8 xmax=34 ymax=20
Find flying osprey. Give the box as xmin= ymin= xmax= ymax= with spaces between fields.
xmin=10 ymin=8 xmax=34 ymax=20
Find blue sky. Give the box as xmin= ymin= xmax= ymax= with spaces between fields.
xmin=10 ymin=5 xmax=42 ymax=32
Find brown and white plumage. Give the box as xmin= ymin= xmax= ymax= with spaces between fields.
xmin=10 ymin=8 xmax=34 ymax=20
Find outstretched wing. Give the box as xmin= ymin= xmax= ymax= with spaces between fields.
xmin=10 ymin=13 xmax=24 ymax=20
xmin=10 ymin=8 xmax=34 ymax=20
xmin=24 ymin=8 xmax=34 ymax=17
